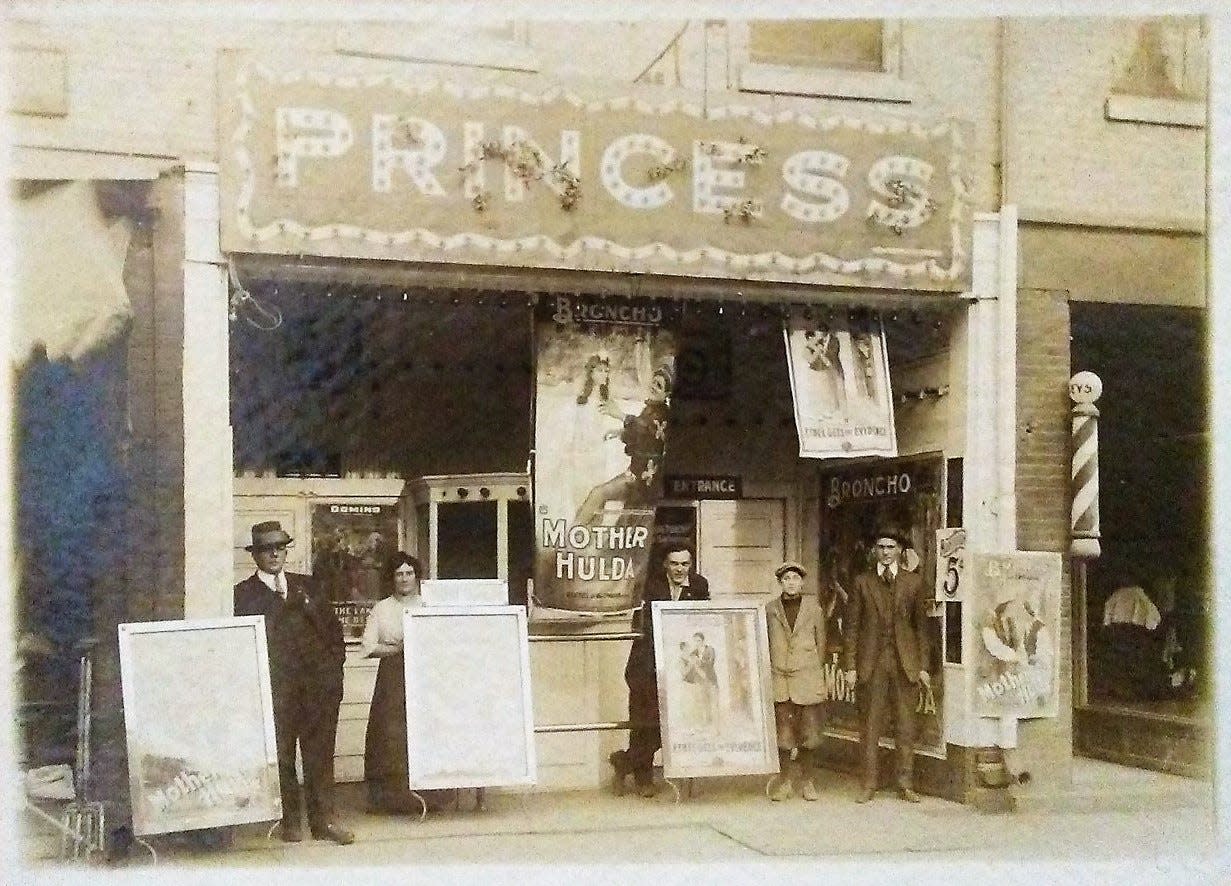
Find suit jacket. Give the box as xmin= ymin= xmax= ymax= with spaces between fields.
xmin=840 ymin=567 xmax=930 ymax=683
xmin=625 ymin=570 xmax=710 ymax=684
xmin=234 ymin=572 xmax=346 ymax=684
xmin=766 ymin=593 xmax=829 ymax=705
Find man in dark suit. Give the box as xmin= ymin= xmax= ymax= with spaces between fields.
xmin=234 ymin=521 xmax=354 ymax=844
xmin=609 ymin=541 xmax=710 ymax=797
xmin=841 ymin=529 xmax=932 ymax=803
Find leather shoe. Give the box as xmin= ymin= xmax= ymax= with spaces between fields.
xmin=311 ymin=822 xmax=355 ymax=845
xmin=280 ymin=819 xmax=303 ymax=842
xmin=854 ymin=787 xmax=876 ymax=804
xmin=898 ymin=787 xmax=922 ymax=803
xmin=608 ymin=750 xmax=630 ymax=796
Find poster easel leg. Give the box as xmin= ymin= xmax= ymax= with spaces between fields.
xmin=134 ymin=836 xmax=157 ymax=864
xmin=409 ymin=791 xmax=428 ymax=823
xmin=474 ymin=788 xmax=486 ymax=811
xmin=664 ymin=778 xmax=682 ymax=804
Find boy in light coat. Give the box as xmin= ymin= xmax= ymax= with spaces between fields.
xmin=765 ymin=561 xmax=829 ymax=801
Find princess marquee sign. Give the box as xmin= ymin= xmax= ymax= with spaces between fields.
xmin=219 ymin=53 xmax=972 ymax=291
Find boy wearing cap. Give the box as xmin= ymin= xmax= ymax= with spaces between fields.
xmin=765 ymin=561 xmax=829 ymax=801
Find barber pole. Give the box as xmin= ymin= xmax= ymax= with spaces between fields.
xmin=1068 ymin=371 xmax=1102 ymax=559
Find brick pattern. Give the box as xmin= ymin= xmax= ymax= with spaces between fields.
xmin=1013 ymin=287 xmax=1074 ymax=790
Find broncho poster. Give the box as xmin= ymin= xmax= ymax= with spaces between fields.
xmin=533 ymin=295 xmax=678 ymax=614
xmin=971 ymin=552 xmax=1061 ymax=719
xmin=784 ymin=308 xmax=896 ymax=459
xmin=311 ymin=502 xmax=399 ymax=640
xmin=817 ymin=454 xmax=946 ymax=752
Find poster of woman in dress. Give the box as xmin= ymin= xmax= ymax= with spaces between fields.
xmin=784 ymin=309 xmax=896 ymax=459
xmin=533 ymin=295 xmax=678 ymax=614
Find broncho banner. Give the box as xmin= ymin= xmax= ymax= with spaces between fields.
xmin=533 ymin=295 xmax=678 ymax=614
xmin=784 ymin=308 xmax=896 ymax=459
xmin=817 ymin=454 xmax=945 ymax=753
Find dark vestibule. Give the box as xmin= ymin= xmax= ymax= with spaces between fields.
xmin=1069 ymin=301 xmax=1209 ymax=722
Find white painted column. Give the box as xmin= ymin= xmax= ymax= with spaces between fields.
xmin=944 ymin=208 xmax=1018 ymax=749
xmin=182 ymin=163 xmax=235 ymax=618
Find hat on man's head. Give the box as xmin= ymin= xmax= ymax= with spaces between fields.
xmin=774 ymin=561 xmax=807 ymax=581
xmin=245 ymin=520 xmax=293 ymax=551
xmin=870 ymin=527 xmax=911 ymax=550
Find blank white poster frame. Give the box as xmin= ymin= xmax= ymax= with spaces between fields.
xmin=402 ymin=605 xmax=536 ymax=790
xmin=117 ymin=616 xmax=281 ymax=836
xmin=420 ymin=578 xmax=509 ymax=607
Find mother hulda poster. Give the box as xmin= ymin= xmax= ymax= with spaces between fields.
xmin=532 ymin=295 xmax=677 ymax=615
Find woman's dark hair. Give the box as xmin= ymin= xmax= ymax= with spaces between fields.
xmin=577 ymin=353 xmax=611 ymax=405
xmin=384 ymin=551 xmax=424 ymax=585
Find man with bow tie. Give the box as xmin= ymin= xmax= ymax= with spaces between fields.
xmin=234 ymin=521 xmax=354 ymax=844
xmin=841 ymin=529 xmax=932 ymax=804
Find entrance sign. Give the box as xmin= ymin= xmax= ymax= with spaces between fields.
xmin=971 ymin=552 xmax=1061 ymax=719
xmin=118 ymin=617 xmax=281 ymax=836
xmin=403 ymin=606 xmax=536 ymax=789
xmin=219 ymin=53 xmax=971 ymax=291
xmin=651 ymin=601 xmax=779 ymax=779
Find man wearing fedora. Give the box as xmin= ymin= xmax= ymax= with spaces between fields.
xmin=234 ymin=521 xmax=354 ymax=844
xmin=841 ymin=529 xmax=932 ymax=804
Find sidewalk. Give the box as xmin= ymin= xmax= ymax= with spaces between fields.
xmin=19 ymin=758 xmax=1219 ymax=870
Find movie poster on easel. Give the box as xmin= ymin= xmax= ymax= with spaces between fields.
xmin=784 ymin=308 xmax=896 ymax=459
xmin=118 ymin=617 xmax=282 ymax=836
xmin=532 ymin=294 xmax=678 ymax=615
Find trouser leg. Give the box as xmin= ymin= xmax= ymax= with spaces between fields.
xmin=859 ymin=660 xmax=890 ymax=791
xmin=626 ymin=672 xmax=660 ymax=783
xmin=300 ymin=678 xmax=343 ymax=830
xmin=891 ymin=666 xmax=918 ymax=790
xmin=272 ymin=692 xmax=302 ymax=827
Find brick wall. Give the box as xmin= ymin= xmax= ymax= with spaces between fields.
xmin=1013 ymin=286 xmax=1074 ymax=789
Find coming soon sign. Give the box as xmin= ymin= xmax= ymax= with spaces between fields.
xmin=219 ymin=53 xmax=971 ymax=291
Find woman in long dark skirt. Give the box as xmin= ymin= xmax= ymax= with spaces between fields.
xmin=360 ymin=552 xmax=453 ymax=813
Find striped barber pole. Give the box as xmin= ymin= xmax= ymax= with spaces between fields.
xmin=1069 ymin=372 xmax=1102 ymax=559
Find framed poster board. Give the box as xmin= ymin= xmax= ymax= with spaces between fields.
xmin=420 ymin=578 xmax=509 ymax=607
xmin=817 ymin=453 xmax=946 ymax=754
xmin=310 ymin=501 xmax=400 ymax=642
xmin=971 ymin=552 xmax=1061 ymax=719
xmin=651 ymin=601 xmax=779 ymax=780
xmin=118 ymin=617 xmax=281 ymax=836
xmin=403 ymin=605 xmax=536 ymax=789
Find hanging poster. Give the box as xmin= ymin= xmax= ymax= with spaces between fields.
xmin=651 ymin=601 xmax=779 ymax=779
xmin=310 ymin=501 xmax=399 ymax=641
xmin=784 ymin=308 xmax=896 ymax=459
xmin=403 ymin=606 xmax=536 ymax=788
xmin=971 ymin=552 xmax=1061 ymax=719
xmin=936 ymin=527 xmax=968 ymax=602
xmin=118 ymin=617 xmax=281 ymax=836
xmin=817 ymin=454 xmax=945 ymax=753
xmin=532 ymin=294 xmax=678 ymax=615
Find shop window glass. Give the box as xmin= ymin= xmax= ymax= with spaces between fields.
xmin=748 ymin=19 xmax=884 ymax=72
xmin=1071 ymin=303 xmax=1208 ymax=720
xmin=507 ymin=499 xmax=534 ymax=606
xmin=1111 ymin=17 xmax=1206 ymax=102
xmin=436 ymin=501 xmax=499 ymax=580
